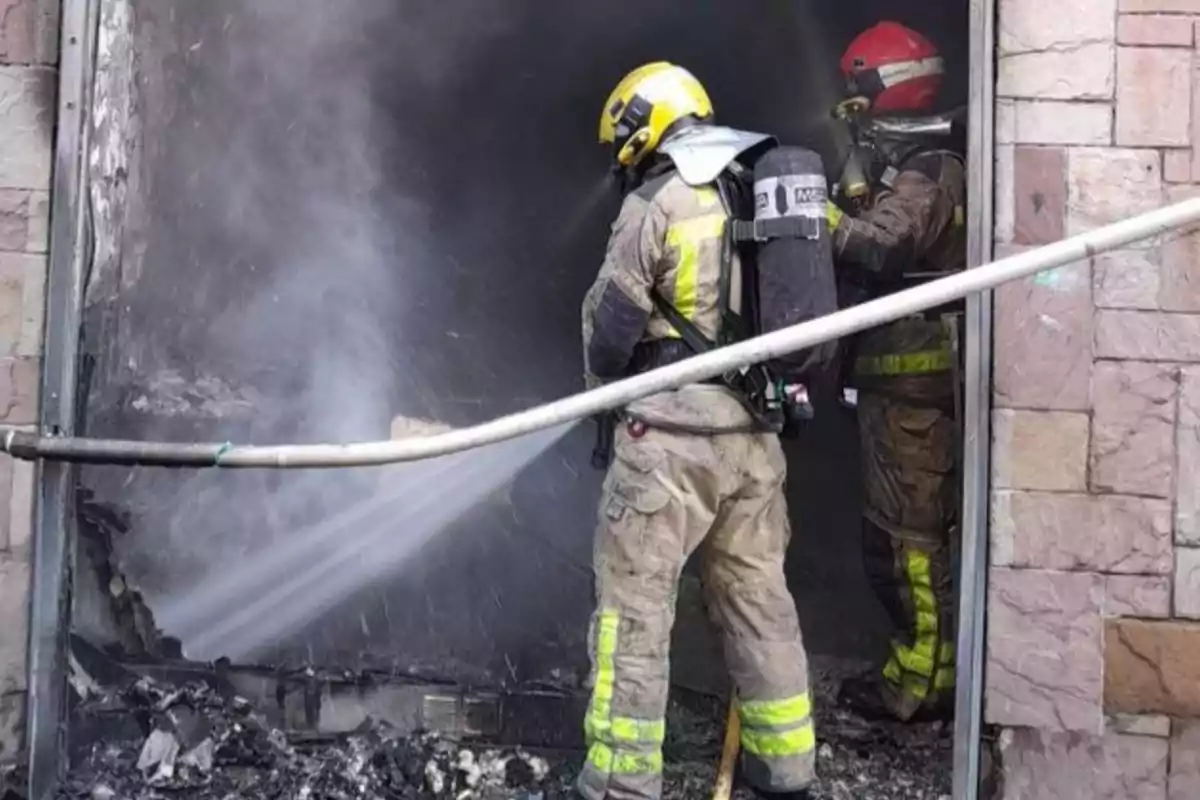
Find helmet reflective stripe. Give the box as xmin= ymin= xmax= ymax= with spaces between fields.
xmin=839 ymin=22 xmax=943 ymax=113
xmin=635 ymin=66 xmax=704 ymax=104
xmin=877 ymin=57 xmax=945 ymax=88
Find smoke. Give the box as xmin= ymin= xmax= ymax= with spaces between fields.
xmin=81 ymin=0 xmax=971 ymax=677
xmin=775 ymin=0 xmax=854 ymax=164
xmin=197 ymin=0 xmax=408 ymax=439
xmin=107 ymin=1 xmax=384 ymax=600
xmin=93 ymin=0 xmax=546 ymax=662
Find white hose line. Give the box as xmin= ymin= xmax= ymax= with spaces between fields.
xmin=7 ymin=197 xmax=1200 ymax=468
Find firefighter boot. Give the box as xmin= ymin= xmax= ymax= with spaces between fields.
xmin=736 ymin=754 xmax=817 ymax=800
xmin=750 ymin=789 xmax=816 ymax=800
xmin=838 ymin=672 xmax=953 ymax=724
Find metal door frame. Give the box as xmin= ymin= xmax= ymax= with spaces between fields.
xmin=26 ymin=0 xmax=98 ymax=797
xmin=953 ymin=0 xmax=996 ymax=798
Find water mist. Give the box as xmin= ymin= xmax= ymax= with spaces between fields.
xmin=96 ymin=0 xmax=552 ymax=666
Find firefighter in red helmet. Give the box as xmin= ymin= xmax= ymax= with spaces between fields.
xmin=826 ymin=21 xmax=967 ymax=724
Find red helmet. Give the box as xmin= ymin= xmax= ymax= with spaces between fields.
xmin=839 ymin=22 xmax=944 ymax=114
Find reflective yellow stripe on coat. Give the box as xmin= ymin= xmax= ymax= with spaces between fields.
xmin=854 ymin=348 xmax=953 ymax=377
xmin=826 ymin=201 xmax=844 ymax=233
xmin=663 ymin=212 xmax=725 ymax=339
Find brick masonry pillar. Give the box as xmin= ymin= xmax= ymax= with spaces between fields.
xmin=0 ymin=0 xmax=57 ymax=763
xmin=990 ymin=0 xmax=1200 ymax=796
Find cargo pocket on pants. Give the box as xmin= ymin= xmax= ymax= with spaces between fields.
xmin=597 ymin=439 xmax=676 ymax=601
xmin=606 ymin=438 xmax=672 ymax=519
xmin=893 ymin=407 xmax=953 ymax=475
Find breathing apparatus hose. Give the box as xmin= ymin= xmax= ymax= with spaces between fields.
xmin=4 ymin=197 xmax=1200 ymax=469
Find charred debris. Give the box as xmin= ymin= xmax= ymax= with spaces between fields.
xmin=32 ymin=491 xmax=960 ymax=799
xmin=48 ymin=486 xmax=590 ymax=799
xmin=20 ymin=634 xmax=583 ymax=800
xmin=0 ymin=636 xmax=959 ymax=800
xmin=58 ymin=673 xmax=567 ymax=800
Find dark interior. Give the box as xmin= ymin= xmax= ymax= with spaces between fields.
xmin=73 ymin=0 xmax=970 ymax=692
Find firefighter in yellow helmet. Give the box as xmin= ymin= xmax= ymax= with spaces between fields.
xmin=827 ymin=22 xmax=967 ymax=724
xmin=577 ymin=62 xmax=816 ymax=800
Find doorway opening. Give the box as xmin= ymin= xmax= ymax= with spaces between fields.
xmin=33 ymin=0 xmax=994 ymax=797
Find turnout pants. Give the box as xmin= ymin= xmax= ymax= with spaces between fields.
xmin=856 ymin=392 xmax=958 ymax=721
xmin=576 ymin=423 xmax=815 ymax=800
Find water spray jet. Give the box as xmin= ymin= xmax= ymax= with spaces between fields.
xmin=161 ymin=422 xmax=575 ymax=661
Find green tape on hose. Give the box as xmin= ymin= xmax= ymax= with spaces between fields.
xmin=214 ymin=442 xmax=233 ymax=465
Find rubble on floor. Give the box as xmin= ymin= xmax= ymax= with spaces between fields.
xmin=39 ymin=655 xmax=950 ymax=800
xmin=58 ymin=677 xmax=570 ymax=799
xmin=809 ymin=656 xmax=952 ymax=800
xmin=662 ymin=657 xmax=953 ymax=800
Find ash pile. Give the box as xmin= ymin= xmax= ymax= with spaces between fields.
xmin=57 ymin=677 xmax=571 ymax=799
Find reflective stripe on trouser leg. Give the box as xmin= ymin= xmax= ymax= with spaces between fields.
xmin=579 ymin=427 xmax=702 ymax=800
xmin=704 ymin=463 xmax=816 ymax=793
xmin=856 ymin=393 xmax=957 ymax=719
xmin=577 ymin=608 xmax=667 ymax=800
xmin=737 ymin=691 xmax=817 ymax=792
xmin=880 ymin=546 xmax=955 ymax=718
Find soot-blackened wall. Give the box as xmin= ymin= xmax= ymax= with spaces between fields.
xmin=76 ymin=0 xmax=968 ymax=684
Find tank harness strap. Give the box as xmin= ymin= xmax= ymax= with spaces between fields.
xmin=648 ymin=289 xmax=781 ymax=434
xmin=729 ymin=217 xmax=820 ymax=243
xmin=649 ymin=291 xmax=720 ymax=363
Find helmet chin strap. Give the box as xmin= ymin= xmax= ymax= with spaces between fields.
xmin=832 ymin=96 xmax=872 ymax=122
xmin=660 ymin=113 xmax=711 ymax=143
xmin=609 ymin=156 xmax=658 ymax=198
xmin=609 ymin=163 xmax=641 ymax=198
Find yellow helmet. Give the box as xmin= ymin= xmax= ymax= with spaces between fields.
xmin=599 ymin=62 xmax=714 ymax=169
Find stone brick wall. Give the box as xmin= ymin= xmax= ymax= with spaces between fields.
xmin=989 ymin=0 xmax=1200 ymax=796
xmin=0 ymin=0 xmax=57 ymax=763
